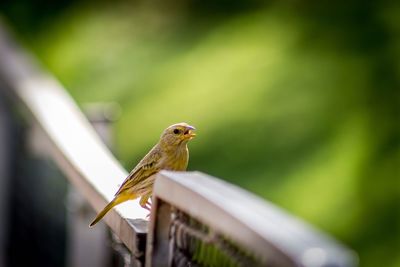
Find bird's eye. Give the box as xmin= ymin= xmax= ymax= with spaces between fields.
xmin=173 ymin=129 xmax=180 ymax=134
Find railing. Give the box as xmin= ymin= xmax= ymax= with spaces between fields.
xmin=0 ymin=22 xmax=357 ymax=267
xmin=0 ymin=21 xmax=147 ymax=266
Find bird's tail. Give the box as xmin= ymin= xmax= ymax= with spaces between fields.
xmin=89 ymin=194 xmax=133 ymax=227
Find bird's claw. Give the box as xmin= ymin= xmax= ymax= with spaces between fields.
xmin=140 ymin=202 xmax=152 ymax=211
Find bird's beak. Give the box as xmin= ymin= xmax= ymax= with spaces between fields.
xmin=188 ymin=131 xmax=196 ymax=138
xmin=184 ymin=126 xmax=196 ymax=139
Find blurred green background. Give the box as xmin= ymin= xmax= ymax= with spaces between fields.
xmin=1 ymin=0 xmax=399 ymax=266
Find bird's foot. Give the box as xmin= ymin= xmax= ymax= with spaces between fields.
xmin=145 ymin=200 xmax=152 ymax=211
xmin=140 ymin=202 xmax=151 ymax=211
xmin=141 ymin=203 xmax=152 ymax=219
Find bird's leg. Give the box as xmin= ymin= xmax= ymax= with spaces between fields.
xmin=139 ymin=194 xmax=153 ymax=219
xmin=146 ymin=198 xmax=152 ymax=209
xmin=139 ymin=195 xmax=151 ymax=211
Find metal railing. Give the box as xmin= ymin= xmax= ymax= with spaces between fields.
xmin=0 ymin=22 xmax=357 ymax=267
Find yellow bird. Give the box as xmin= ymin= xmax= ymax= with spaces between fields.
xmin=89 ymin=122 xmax=196 ymax=227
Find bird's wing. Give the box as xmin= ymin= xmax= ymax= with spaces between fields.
xmin=114 ymin=147 xmax=162 ymax=196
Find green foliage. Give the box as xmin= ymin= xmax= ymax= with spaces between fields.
xmin=3 ymin=1 xmax=399 ymax=266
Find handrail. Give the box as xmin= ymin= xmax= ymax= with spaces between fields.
xmin=0 ymin=22 xmax=147 ymax=255
xmin=147 ymin=171 xmax=357 ymax=267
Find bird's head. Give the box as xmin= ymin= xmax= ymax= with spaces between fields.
xmin=160 ymin=122 xmax=196 ymax=147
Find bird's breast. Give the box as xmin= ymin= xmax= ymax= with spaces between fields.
xmin=161 ymin=146 xmax=189 ymax=171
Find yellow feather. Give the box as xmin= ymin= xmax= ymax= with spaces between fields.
xmin=89 ymin=193 xmax=135 ymax=227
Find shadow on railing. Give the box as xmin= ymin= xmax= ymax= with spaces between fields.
xmin=0 ymin=22 xmax=357 ymax=267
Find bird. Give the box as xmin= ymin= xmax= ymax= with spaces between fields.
xmin=89 ymin=122 xmax=196 ymax=227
